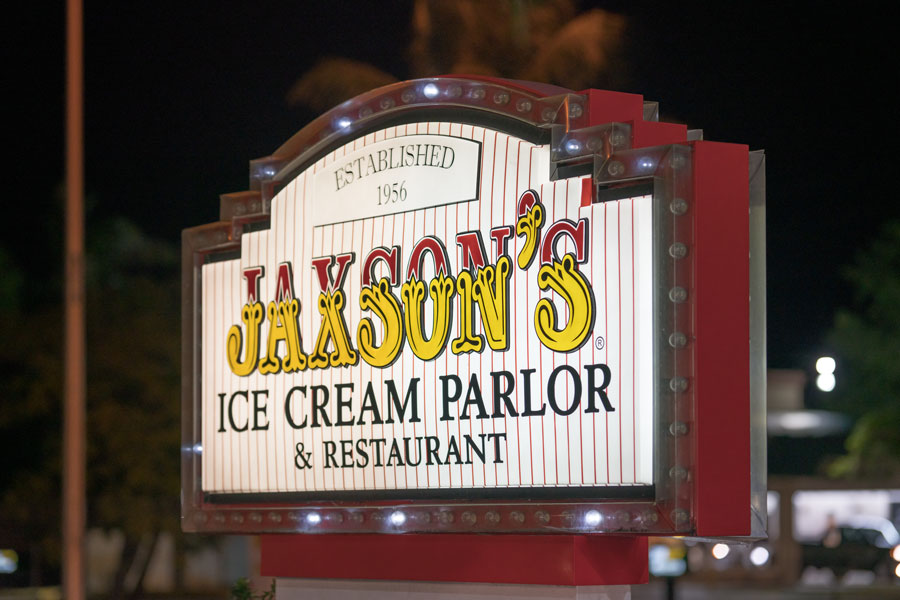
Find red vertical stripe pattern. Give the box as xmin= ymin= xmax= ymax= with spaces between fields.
xmin=200 ymin=123 xmax=654 ymax=493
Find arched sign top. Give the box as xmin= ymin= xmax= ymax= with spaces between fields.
xmin=267 ymin=77 xmax=590 ymax=185
xmin=247 ymin=76 xmax=692 ymax=205
xmin=239 ymin=77 xmax=693 ymax=223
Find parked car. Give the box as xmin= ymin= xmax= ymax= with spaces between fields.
xmin=801 ymin=516 xmax=900 ymax=579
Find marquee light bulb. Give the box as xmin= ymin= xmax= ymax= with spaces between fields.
xmin=423 ymin=83 xmax=439 ymax=99
xmin=637 ymin=157 xmax=655 ymax=171
xmin=336 ymin=117 xmax=352 ymax=130
xmin=711 ymin=543 xmax=730 ymax=559
xmin=306 ymin=512 xmax=321 ymax=525
xmin=584 ymin=510 xmax=602 ymax=527
xmin=389 ymin=511 xmax=406 ymax=526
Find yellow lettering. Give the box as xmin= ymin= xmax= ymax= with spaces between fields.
xmin=534 ymin=254 xmax=595 ymax=352
xmin=450 ymin=270 xmax=483 ymax=354
xmin=226 ymin=302 xmax=264 ymax=376
xmin=402 ymin=273 xmax=456 ymax=361
xmin=472 ymin=255 xmax=512 ymax=351
xmin=259 ymin=300 xmax=308 ymax=374
xmin=516 ymin=202 xmax=544 ymax=270
xmin=309 ymin=290 xmax=358 ymax=369
xmin=357 ymin=278 xmax=405 ymax=367
xmin=451 ymin=255 xmax=513 ymax=354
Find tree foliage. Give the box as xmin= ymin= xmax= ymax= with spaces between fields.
xmin=0 ymin=217 xmax=182 ymax=593
xmin=0 ymin=299 xmax=63 ymax=581
xmin=84 ymin=218 xmax=181 ymax=538
xmin=286 ymin=0 xmax=629 ymax=113
xmin=828 ymin=221 xmax=900 ymax=478
xmin=231 ymin=577 xmax=276 ymax=600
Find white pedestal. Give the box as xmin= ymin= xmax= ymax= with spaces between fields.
xmin=276 ymin=578 xmax=632 ymax=600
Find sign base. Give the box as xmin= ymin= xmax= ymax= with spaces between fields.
xmin=261 ymin=534 xmax=648 ymax=586
xmin=276 ymin=578 xmax=633 ymax=599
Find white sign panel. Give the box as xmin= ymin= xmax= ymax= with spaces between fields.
xmin=201 ymin=121 xmax=654 ymax=496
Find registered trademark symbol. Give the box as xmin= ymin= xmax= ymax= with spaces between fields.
xmin=595 ymin=336 xmax=605 ymax=350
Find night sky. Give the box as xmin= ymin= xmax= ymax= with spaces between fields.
xmin=9 ymin=2 xmax=897 ymax=370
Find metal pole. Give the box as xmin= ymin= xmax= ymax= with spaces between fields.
xmin=63 ymin=0 xmax=86 ymax=597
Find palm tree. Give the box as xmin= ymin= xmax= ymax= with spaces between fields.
xmin=287 ymin=0 xmax=629 ymax=113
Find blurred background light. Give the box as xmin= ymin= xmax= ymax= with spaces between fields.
xmin=749 ymin=546 xmax=769 ymax=566
xmin=815 ymin=356 xmax=835 ymax=374
xmin=816 ymin=372 xmax=836 ymax=392
xmin=0 ymin=549 xmax=18 ymax=574
xmin=767 ymin=409 xmax=850 ymax=436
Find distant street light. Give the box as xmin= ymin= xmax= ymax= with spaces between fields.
xmin=816 ymin=356 xmax=836 ymax=392
xmin=815 ymin=356 xmax=835 ymax=374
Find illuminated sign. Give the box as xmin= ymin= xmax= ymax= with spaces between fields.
xmin=201 ymin=122 xmax=653 ymax=497
xmin=182 ymin=77 xmax=764 ymax=537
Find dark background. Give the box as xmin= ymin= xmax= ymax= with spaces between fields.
xmin=7 ymin=2 xmax=896 ymax=370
